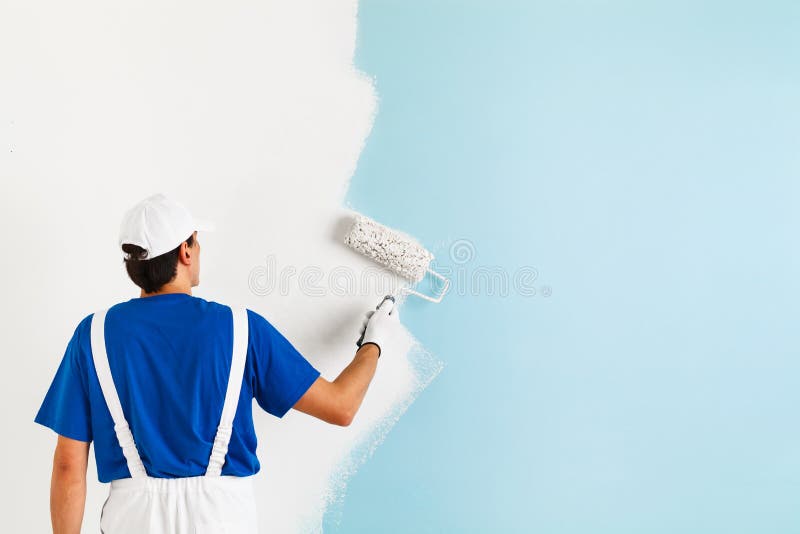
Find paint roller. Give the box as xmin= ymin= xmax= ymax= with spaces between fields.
xmin=344 ymin=214 xmax=451 ymax=303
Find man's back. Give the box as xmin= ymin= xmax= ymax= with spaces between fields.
xmin=34 ymin=292 xmax=321 ymax=483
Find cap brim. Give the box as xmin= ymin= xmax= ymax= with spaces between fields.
xmin=194 ymin=217 xmax=216 ymax=232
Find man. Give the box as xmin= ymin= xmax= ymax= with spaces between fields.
xmin=34 ymin=193 xmax=400 ymax=533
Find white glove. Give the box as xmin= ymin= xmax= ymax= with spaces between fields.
xmin=357 ymin=296 xmax=401 ymax=357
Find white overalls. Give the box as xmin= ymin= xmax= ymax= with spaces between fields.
xmin=90 ymin=305 xmax=259 ymax=534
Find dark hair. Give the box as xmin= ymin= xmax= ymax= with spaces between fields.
xmin=121 ymin=234 xmax=195 ymax=294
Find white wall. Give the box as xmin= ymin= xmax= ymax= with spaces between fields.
xmin=0 ymin=1 xmax=428 ymax=531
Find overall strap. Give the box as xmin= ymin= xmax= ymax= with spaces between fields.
xmin=90 ymin=308 xmax=148 ymax=478
xmin=205 ymin=305 xmax=249 ymax=477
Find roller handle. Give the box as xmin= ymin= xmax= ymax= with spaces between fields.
xmin=401 ymin=268 xmax=450 ymax=303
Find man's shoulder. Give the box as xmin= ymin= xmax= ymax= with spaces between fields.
xmin=244 ymin=307 xmax=269 ymax=329
xmin=74 ymin=312 xmax=95 ymax=337
xmin=59 ymin=312 xmax=96 ymax=370
xmin=83 ymin=297 xmax=269 ymax=329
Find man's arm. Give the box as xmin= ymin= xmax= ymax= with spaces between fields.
xmin=293 ymin=300 xmax=399 ymax=426
xmin=50 ymin=434 xmax=90 ymax=534
xmin=293 ymin=343 xmax=380 ymax=426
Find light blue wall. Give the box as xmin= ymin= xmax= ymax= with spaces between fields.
xmin=327 ymin=2 xmax=800 ymax=532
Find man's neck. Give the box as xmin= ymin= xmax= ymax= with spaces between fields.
xmin=140 ymin=282 xmax=192 ymax=298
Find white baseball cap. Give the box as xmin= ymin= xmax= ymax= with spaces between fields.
xmin=119 ymin=193 xmax=216 ymax=260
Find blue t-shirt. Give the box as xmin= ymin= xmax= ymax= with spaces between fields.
xmin=34 ymin=293 xmax=321 ymax=483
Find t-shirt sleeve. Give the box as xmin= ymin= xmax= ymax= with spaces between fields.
xmin=248 ymin=309 xmax=321 ymax=418
xmin=34 ymin=317 xmax=93 ymax=442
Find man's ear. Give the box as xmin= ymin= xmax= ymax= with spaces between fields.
xmin=178 ymin=242 xmax=191 ymax=264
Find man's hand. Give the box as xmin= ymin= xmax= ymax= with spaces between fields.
xmin=357 ymin=296 xmax=401 ymax=357
xmin=51 ymin=434 xmax=90 ymax=534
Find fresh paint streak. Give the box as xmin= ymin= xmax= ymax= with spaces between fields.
xmin=3 ymin=1 xmax=429 ymax=532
